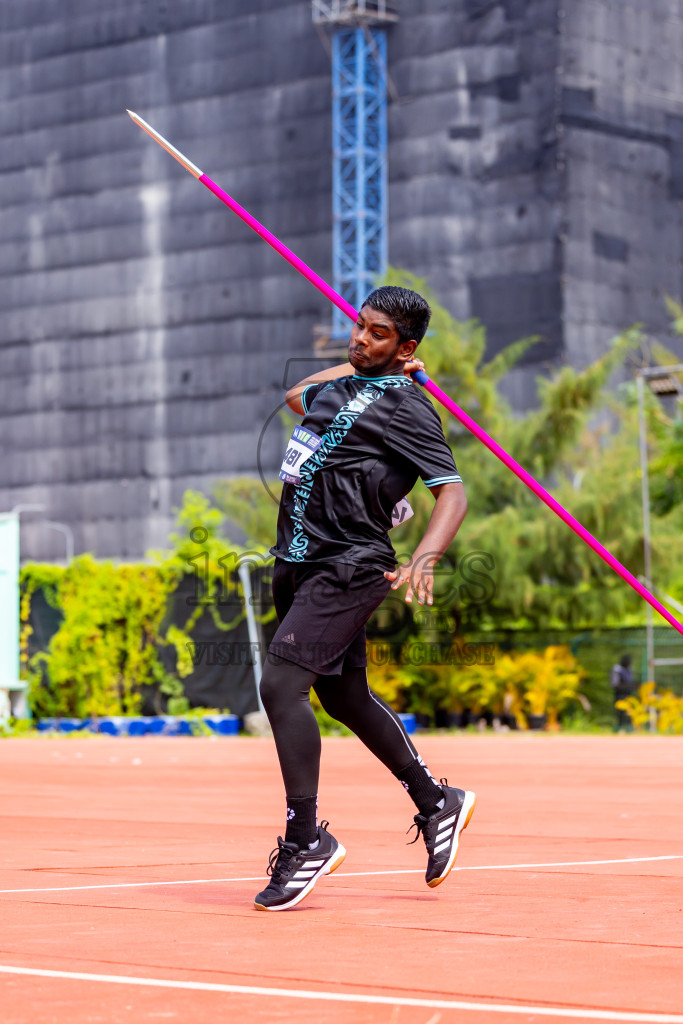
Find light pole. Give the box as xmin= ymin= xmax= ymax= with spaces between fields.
xmin=636 ymin=364 xmax=683 ymax=685
xmin=3 ymin=505 xmax=75 ymax=720
xmin=10 ymin=505 xmax=74 ymax=564
xmin=45 ymin=521 xmax=74 ymax=563
xmin=237 ymin=561 xmax=266 ymax=714
xmin=636 ymin=374 xmax=654 ymax=683
xmin=11 ymin=503 xmax=47 ymax=516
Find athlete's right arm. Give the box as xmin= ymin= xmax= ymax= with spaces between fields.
xmin=285 ymin=363 xmax=354 ymax=415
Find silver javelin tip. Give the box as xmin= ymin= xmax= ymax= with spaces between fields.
xmin=126 ymin=109 xmax=203 ymax=179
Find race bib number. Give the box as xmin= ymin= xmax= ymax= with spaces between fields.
xmin=390 ymin=497 xmax=414 ymax=529
xmin=279 ymin=426 xmax=323 ymax=484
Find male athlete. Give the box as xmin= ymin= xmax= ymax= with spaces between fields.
xmin=254 ymin=285 xmax=475 ymax=911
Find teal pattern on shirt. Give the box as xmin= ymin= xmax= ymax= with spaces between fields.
xmin=287 ymin=377 xmax=413 ymax=562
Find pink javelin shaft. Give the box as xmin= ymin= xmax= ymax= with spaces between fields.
xmin=412 ymin=372 xmax=683 ymax=635
xmin=127 ymin=110 xmax=683 ymax=636
xmin=200 ymin=176 xmax=358 ymax=322
xmin=203 ymin=173 xmax=683 ymax=636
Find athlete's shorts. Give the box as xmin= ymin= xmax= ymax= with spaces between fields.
xmin=268 ymin=559 xmax=392 ymax=676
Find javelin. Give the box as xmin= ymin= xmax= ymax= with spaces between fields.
xmin=127 ymin=109 xmax=683 ymax=637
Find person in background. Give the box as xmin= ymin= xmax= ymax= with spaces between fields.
xmin=611 ymin=654 xmax=635 ymax=731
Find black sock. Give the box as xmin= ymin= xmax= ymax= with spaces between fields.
xmin=393 ymin=757 xmax=444 ymax=817
xmin=284 ymin=796 xmax=318 ymax=848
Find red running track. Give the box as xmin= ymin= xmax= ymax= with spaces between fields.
xmin=1 ymin=734 xmax=682 ymax=1024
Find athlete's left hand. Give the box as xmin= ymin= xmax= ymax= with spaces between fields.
xmin=384 ymin=560 xmax=434 ymax=605
xmin=403 ymin=357 xmax=425 ymax=377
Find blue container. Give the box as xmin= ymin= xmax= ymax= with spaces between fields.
xmin=165 ymin=717 xmax=193 ymax=736
xmin=97 ymin=717 xmax=126 ymax=735
xmin=145 ymin=717 xmax=168 ymax=735
xmin=147 ymin=716 xmax=189 ymax=736
xmin=126 ymin=718 xmax=151 ymax=736
xmin=96 ymin=720 xmax=120 ymax=737
xmin=398 ymin=713 xmax=417 ymax=735
xmin=35 ymin=714 xmax=240 ymax=736
xmin=37 ymin=718 xmax=91 ymax=733
xmin=60 ymin=718 xmax=90 ymax=732
xmin=96 ymin=716 xmax=169 ymax=736
xmin=204 ymin=714 xmax=240 ymax=736
xmin=65 ymin=718 xmax=90 ymax=733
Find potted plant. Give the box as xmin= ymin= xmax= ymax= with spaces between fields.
xmin=521 ymin=646 xmax=584 ymax=729
xmin=444 ymin=653 xmax=527 ymax=730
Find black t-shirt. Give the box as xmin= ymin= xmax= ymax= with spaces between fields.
xmin=271 ymin=372 xmax=462 ymax=570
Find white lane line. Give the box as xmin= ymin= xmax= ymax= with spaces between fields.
xmin=342 ymin=855 xmax=683 ymax=877
xmin=0 ymin=965 xmax=681 ymax=1023
xmin=0 ymin=855 xmax=680 ymax=896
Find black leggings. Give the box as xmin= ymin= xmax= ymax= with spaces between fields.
xmin=259 ymin=656 xmax=418 ymax=797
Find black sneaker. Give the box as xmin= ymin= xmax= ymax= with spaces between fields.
xmin=408 ymin=782 xmax=476 ymax=888
xmin=253 ymin=821 xmax=346 ymax=911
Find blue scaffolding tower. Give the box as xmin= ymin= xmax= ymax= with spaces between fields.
xmin=330 ymin=26 xmax=388 ymax=336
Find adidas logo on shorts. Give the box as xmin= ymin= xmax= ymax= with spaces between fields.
xmin=282 ymin=633 xmax=296 ymax=644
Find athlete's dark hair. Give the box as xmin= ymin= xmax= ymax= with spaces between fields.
xmin=362 ymin=285 xmax=432 ymax=346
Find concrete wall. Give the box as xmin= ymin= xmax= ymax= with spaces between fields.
xmin=560 ymin=0 xmax=683 ymax=367
xmin=1 ymin=0 xmax=681 ymax=561
xmin=389 ymin=0 xmax=563 ymax=382
xmin=0 ymin=1 xmax=334 ymax=560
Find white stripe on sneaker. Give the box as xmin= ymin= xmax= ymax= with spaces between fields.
xmin=433 ymin=838 xmax=452 ymax=855
xmin=437 ymin=814 xmax=457 ymax=832
xmin=432 ymin=791 xmax=476 ymax=884
xmin=259 ymin=841 xmax=347 ymax=911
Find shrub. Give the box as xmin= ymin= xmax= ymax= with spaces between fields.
xmin=443 ymin=645 xmax=585 ymax=728
xmin=21 ymin=491 xmax=274 ymax=720
xmin=24 ymin=556 xmax=180 ymax=719
xmin=616 ymin=683 xmax=683 ymax=734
